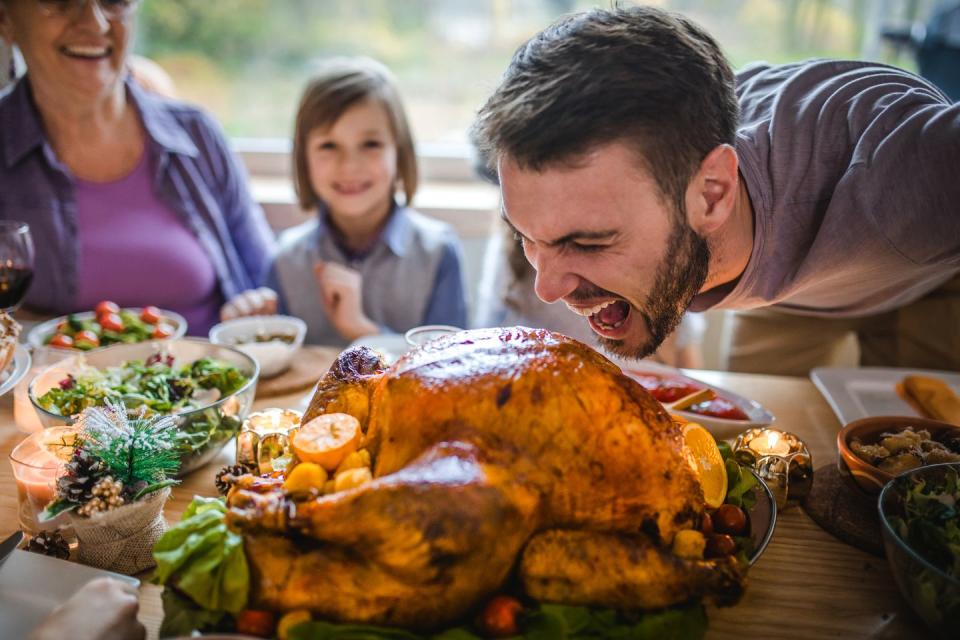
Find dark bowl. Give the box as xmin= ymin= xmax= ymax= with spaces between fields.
xmin=837 ymin=415 xmax=960 ymax=494
xmin=878 ymin=462 xmax=960 ymax=637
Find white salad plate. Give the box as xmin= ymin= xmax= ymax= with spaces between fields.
xmin=0 ymin=549 xmax=139 ymax=639
xmin=810 ymin=366 xmax=960 ymax=425
xmin=26 ymin=307 xmax=188 ymax=350
xmin=0 ymin=344 xmax=31 ymax=398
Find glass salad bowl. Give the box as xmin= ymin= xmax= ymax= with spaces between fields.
xmin=27 ymin=338 xmax=259 ymax=476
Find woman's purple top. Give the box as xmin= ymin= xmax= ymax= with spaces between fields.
xmin=0 ymin=77 xmax=276 ymax=333
xmin=74 ymin=153 xmax=222 ymax=334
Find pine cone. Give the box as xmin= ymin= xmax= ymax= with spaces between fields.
xmin=57 ymin=449 xmax=107 ymax=504
xmin=25 ymin=530 xmax=70 ymax=560
xmin=215 ymin=464 xmax=250 ymax=495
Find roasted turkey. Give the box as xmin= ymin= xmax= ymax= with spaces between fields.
xmin=227 ymin=327 xmax=745 ymax=629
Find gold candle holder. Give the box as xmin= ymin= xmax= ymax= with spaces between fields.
xmin=236 ymin=408 xmax=302 ymax=474
xmin=733 ymin=427 xmax=813 ymax=509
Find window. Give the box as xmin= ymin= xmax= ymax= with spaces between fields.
xmin=135 ymin=0 xmax=939 ymax=147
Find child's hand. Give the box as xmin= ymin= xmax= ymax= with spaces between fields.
xmin=220 ymin=287 xmax=278 ymax=320
xmin=314 ymin=261 xmax=378 ymax=341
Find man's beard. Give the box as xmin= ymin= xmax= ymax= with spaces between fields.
xmin=599 ymin=219 xmax=710 ymax=360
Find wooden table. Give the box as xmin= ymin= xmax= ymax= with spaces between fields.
xmin=0 ymin=357 xmax=927 ymax=639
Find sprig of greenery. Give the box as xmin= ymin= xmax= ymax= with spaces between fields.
xmin=77 ymin=400 xmax=182 ymax=492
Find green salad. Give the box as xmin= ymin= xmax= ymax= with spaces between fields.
xmin=886 ymin=465 xmax=960 ymax=626
xmin=37 ymin=356 xmax=249 ymax=418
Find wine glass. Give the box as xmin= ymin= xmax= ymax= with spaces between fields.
xmin=0 ymin=221 xmax=35 ymax=313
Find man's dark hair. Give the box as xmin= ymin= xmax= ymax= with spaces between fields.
xmin=472 ymin=5 xmax=738 ymax=212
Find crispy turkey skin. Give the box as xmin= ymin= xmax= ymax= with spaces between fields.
xmin=227 ymin=327 xmax=745 ymax=629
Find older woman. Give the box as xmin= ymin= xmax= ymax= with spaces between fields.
xmin=0 ymin=0 xmax=275 ymax=334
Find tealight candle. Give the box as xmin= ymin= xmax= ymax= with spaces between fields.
xmin=734 ymin=427 xmax=813 ymax=509
xmin=237 ymin=408 xmax=303 ymax=474
xmin=9 ymin=426 xmax=78 ymax=534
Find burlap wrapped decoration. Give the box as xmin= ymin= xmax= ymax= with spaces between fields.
xmin=69 ymin=487 xmax=170 ymax=574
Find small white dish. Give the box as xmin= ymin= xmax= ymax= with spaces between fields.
xmin=0 ymin=549 xmax=139 ymax=639
xmin=622 ymin=363 xmax=776 ymax=437
xmin=810 ymin=366 xmax=960 ymax=425
xmin=209 ymin=315 xmax=306 ymax=378
xmin=347 ymin=333 xmax=411 ymax=365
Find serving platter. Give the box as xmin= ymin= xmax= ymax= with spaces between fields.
xmin=810 ymin=366 xmax=960 ymax=425
xmin=0 ymin=549 xmax=139 ymax=639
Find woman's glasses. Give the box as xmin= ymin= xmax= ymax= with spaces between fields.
xmin=37 ymin=0 xmax=139 ymax=21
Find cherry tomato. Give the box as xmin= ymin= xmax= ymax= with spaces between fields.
xmin=74 ymin=329 xmax=100 ymax=349
xmin=235 ymin=609 xmax=276 ymax=638
xmin=49 ymin=333 xmax=74 ymax=349
xmin=152 ymin=323 xmax=174 ymax=339
xmin=55 ymin=319 xmax=69 ymax=332
xmin=140 ymin=305 xmax=162 ymax=324
xmin=705 ymin=533 xmax=737 ymax=558
xmin=479 ymin=595 xmax=523 ymax=638
xmin=98 ymin=312 xmax=124 ymax=332
xmin=700 ymin=511 xmax=714 ymax=535
xmin=94 ymin=300 xmax=120 ymax=317
xmin=714 ymin=504 xmax=748 ymax=536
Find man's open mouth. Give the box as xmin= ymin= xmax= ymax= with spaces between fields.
xmin=567 ymin=299 xmax=632 ymax=334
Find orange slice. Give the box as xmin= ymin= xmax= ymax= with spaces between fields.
xmin=682 ymin=422 xmax=728 ymax=509
xmin=292 ymin=413 xmax=361 ymax=471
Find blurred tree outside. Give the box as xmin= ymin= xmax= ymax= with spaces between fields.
xmin=134 ymin=0 xmax=939 ymax=142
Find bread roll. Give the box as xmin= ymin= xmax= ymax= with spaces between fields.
xmin=901 ymin=375 xmax=960 ymax=426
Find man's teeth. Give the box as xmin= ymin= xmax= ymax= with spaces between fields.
xmin=567 ymin=300 xmax=617 ymax=317
xmin=64 ymin=46 xmax=109 ymax=57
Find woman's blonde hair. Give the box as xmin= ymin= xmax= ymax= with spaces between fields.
xmin=293 ymin=57 xmax=418 ymax=210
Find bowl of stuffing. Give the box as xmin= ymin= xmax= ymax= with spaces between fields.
xmin=837 ymin=416 xmax=960 ymax=494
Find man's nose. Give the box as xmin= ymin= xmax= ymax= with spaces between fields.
xmin=529 ymin=249 xmax=579 ymax=304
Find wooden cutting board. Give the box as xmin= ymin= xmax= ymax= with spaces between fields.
xmin=255 ymin=345 xmax=339 ymax=399
xmin=802 ymin=463 xmax=884 ymax=557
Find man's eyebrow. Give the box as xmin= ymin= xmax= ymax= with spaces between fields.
xmin=499 ymin=209 xmax=617 ymax=248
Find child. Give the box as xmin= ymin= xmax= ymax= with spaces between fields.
xmin=223 ymin=58 xmax=467 ymax=346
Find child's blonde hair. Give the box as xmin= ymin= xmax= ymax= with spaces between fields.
xmin=293 ymin=57 xmax=418 ymax=209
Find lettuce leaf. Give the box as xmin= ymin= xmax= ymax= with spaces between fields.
xmin=286 ymin=604 xmax=706 ymax=640
xmin=152 ymin=496 xmax=249 ymax=614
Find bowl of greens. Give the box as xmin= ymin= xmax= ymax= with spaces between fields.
xmin=878 ymin=462 xmax=960 ymax=637
xmin=28 ymin=338 xmax=259 ymax=476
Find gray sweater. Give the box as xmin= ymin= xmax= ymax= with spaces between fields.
xmin=691 ymin=59 xmax=960 ymax=318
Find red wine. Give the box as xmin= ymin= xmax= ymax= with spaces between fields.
xmin=0 ymin=266 xmax=33 ymax=309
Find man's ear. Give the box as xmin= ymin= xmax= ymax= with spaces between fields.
xmin=684 ymin=144 xmax=739 ymax=236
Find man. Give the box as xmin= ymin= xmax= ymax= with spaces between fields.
xmin=472 ymin=6 xmax=960 ymax=376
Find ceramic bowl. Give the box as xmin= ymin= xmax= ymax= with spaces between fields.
xmin=837 ymin=415 xmax=960 ymax=494
xmin=209 ymin=315 xmax=306 ymax=378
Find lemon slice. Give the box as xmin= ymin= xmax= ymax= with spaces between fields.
xmin=682 ymin=422 xmax=728 ymax=509
xmin=292 ymin=413 xmax=361 ymax=471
